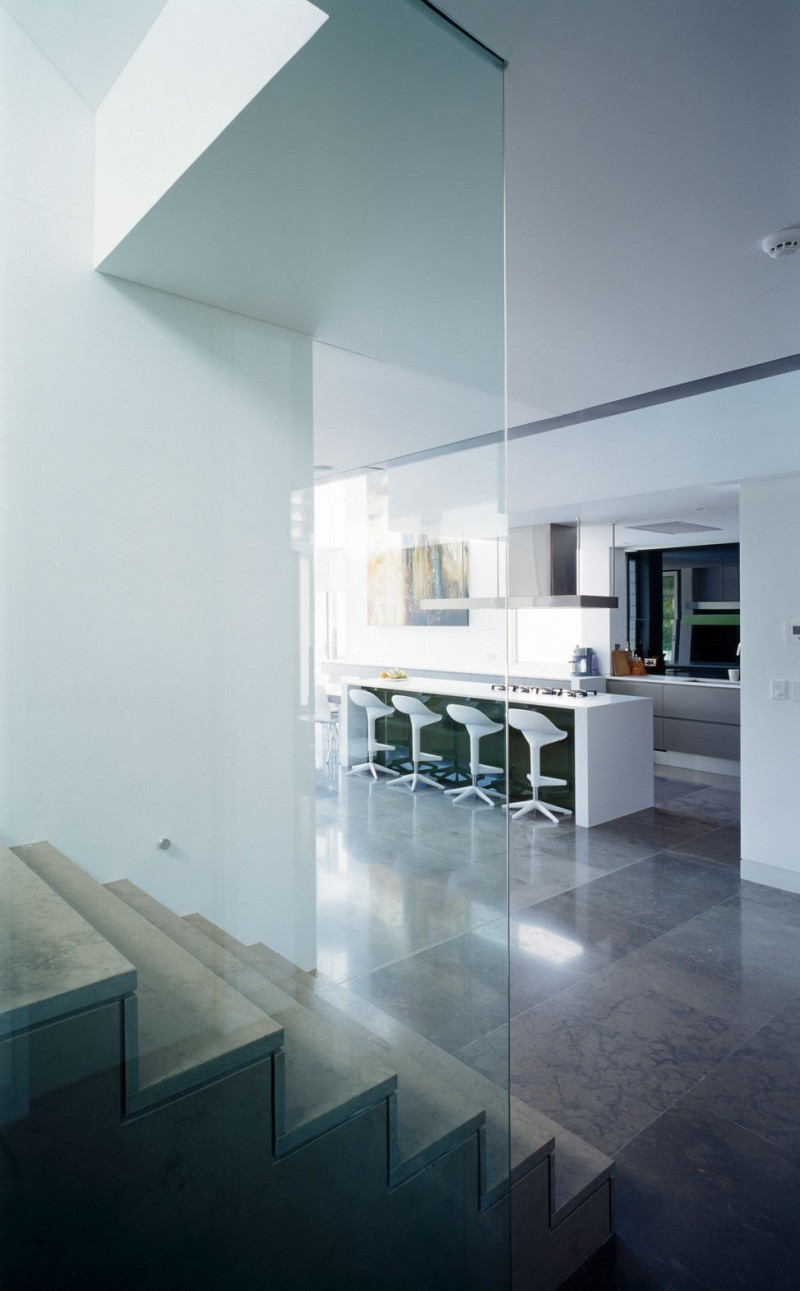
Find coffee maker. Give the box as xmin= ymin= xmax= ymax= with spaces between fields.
xmin=569 ymin=645 xmax=594 ymax=676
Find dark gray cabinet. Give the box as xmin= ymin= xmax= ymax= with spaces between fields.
xmin=692 ymin=564 xmax=724 ymax=602
xmin=607 ymin=680 xmax=739 ymax=760
xmin=606 ymin=679 xmax=664 ymax=748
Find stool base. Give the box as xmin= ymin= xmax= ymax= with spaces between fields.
xmin=505 ymin=798 xmax=572 ymax=824
xmin=388 ymin=769 xmax=443 ymax=791
xmin=445 ymin=779 xmax=505 ymax=807
xmin=348 ymin=761 xmax=400 ymax=780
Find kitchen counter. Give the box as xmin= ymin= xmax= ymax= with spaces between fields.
xmin=361 ymin=676 xmax=626 ymax=709
xmin=608 ymin=675 xmax=740 ymax=689
xmin=340 ymin=675 xmax=654 ymax=828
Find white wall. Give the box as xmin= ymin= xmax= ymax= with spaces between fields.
xmin=740 ymin=474 xmax=800 ymax=892
xmin=95 ymin=0 xmax=327 ymax=264
xmin=1 ymin=12 xmax=317 ymax=967
xmin=323 ymin=476 xmax=506 ymax=675
xmin=320 ymin=476 xmax=625 ymax=680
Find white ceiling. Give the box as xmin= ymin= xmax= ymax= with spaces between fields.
xmin=6 ymin=0 xmax=799 ymax=415
xmin=94 ymin=0 xmax=509 ymax=405
xmin=445 ymin=0 xmax=800 ymax=417
xmin=1 ymin=0 xmax=166 ymax=106
xmin=8 ymin=0 xmax=800 ymax=539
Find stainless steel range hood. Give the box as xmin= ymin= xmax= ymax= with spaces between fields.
xmin=508 ymin=522 xmax=619 ymax=609
xmin=420 ymin=522 xmax=619 ymax=611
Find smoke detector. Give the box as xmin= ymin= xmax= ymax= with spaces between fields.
xmin=762 ymin=227 xmax=800 ymax=258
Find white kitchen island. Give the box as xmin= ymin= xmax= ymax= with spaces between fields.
xmin=339 ymin=675 xmax=653 ymax=828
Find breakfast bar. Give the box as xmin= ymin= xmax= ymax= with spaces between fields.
xmin=339 ymin=675 xmax=654 ymax=827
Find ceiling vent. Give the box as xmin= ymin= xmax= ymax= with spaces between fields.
xmin=627 ymin=521 xmax=722 ymax=535
xmin=762 ymin=228 xmax=800 ymax=258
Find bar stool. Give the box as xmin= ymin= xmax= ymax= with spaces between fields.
xmin=505 ymin=709 xmax=572 ymax=823
xmin=314 ymin=684 xmax=339 ymax=767
xmin=444 ymin=704 xmax=505 ymax=806
xmin=387 ymin=695 xmax=444 ymax=791
xmin=347 ymin=689 xmax=399 ymax=779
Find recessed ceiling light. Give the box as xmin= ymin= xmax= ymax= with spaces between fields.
xmin=627 ymin=521 xmax=722 ymax=534
xmin=313 ymin=464 xmax=335 ymax=474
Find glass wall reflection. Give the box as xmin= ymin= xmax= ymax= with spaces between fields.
xmin=1 ymin=0 xmax=511 ymax=1287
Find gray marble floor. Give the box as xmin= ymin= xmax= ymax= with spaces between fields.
xmin=317 ymin=759 xmax=800 ymax=1288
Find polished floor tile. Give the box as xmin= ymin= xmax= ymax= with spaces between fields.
xmin=669 ymin=822 xmax=741 ymax=867
xmin=520 ymin=826 xmax=655 ymax=876
xmin=559 ymin=850 xmax=742 ymax=934
xmin=652 ymin=775 xmax=702 ymax=808
xmin=505 ymin=967 xmax=742 ymax=1155
xmin=593 ymin=932 xmax=783 ymax=1036
xmin=507 ymin=891 xmax=656 ymax=1013
xmin=563 ymin=1099 xmax=800 ymax=1291
xmin=652 ymin=894 xmax=800 ymax=1012
xmin=739 ymin=880 xmax=800 ymax=923
xmin=314 ymin=759 xmax=800 ymax=1286
xmin=342 ymin=924 xmax=509 ymax=1054
xmin=686 ymin=1001 xmax=800 ymax=1155
xmin=658 ymin=785 xmax=740 ymax=828
xmin=316 ymin=868 xmax=495 ymax=980
xmin=589 ymin=805 xmax=721 ymax=852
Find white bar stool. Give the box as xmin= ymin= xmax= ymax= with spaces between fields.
xmin=347 ymin=689 xmax=399 ymax=779
xmin=505 ymin=709 xmax=572 ymax=823
xmin=444 ymin=704 xmax=505 ymax=806
xmin=314 ymin=684 xmax=339 ymax=767
xmin=387 ymin=695 xmax=444 ymax=791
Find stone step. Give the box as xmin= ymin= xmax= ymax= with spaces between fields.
xmin=110 ymin=880 xmax=487 ymax=1181
xmin=11 ymin=842 xmax=283 ymax=1115
xmin=188 ymin=914 xmax=613 ymax=1222
xmin=186 ymin=916 xmax=562 ymax=1207
xmin=0 ymin=844 xmax=135 ymax=1039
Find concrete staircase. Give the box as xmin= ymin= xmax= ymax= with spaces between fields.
xmin=0 ymin=840 xmax=613 ymax=1289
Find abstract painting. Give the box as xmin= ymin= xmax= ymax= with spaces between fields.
xmin=366 ymin=474 xmax=468 ymax=627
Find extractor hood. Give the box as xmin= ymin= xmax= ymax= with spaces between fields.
xmin=420 ymin=522 xmax=619 ymax=611
xmin=508 ymin=523 xmax=619 ymax=609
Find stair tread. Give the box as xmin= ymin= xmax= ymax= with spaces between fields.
xmin=12 ymin=843 xmax=282 ymax=1112
xmin=106 ymin=881 xmax=401 ymax=1155
xmin=190 ymin=918 xmax=613 ymax=1216
xmin=510 ymin=1103 xmax=613 ymax=1223
xmin=187 ymin=916 xmax=560 ymax=1203
xmin=115 ymin=890 xmax=493 ymax=1181
xmin=0 ymin=845 xmax=136 ymax=1037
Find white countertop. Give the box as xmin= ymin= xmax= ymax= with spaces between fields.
xmin=363 ymin=675 xmax=640 ymax=711
xmin=608 ymin=675 xmax=740 ymax=689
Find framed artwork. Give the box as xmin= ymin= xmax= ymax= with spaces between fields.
xmin=366 ymin=474 xmax=468 ymax=626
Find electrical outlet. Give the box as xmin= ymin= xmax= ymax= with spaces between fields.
xmin=792 ymin=681 xmax=800 ymax=703
xmin=771 ymin=679 xmax=789 ymax=700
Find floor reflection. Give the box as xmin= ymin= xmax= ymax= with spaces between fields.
xmin=316 ymin=761 xmax=800 ymax=1288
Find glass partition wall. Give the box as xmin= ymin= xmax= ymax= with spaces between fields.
xmin=1 ymin=2 xmax=513 ymax=1288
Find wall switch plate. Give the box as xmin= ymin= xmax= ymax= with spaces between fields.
xmin=792 ymin=681 xmax=800 ymax=703
xmin=771 ymin=679 xmax=789 ymax=700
